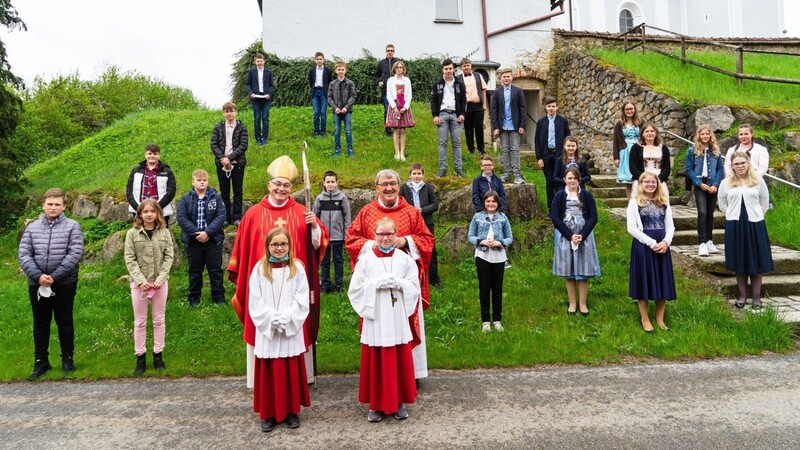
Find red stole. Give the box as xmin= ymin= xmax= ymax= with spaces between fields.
xmin=227 ymin=195 xmax=329 ymax=347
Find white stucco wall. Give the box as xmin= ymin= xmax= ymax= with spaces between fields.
xmin=261 ymin=0 xmax=556 ymax=69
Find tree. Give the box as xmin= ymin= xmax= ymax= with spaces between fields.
xmin=0 ymin=0 xmax=26 ymax=227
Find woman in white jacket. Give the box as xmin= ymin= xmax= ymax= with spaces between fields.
xmin=718 ymin=151 xmax=773 ymax=311
xmin=627 ymin=172 xmax=676 ymax=332
xmin=248 ymin=228 xmax=310 ymax=432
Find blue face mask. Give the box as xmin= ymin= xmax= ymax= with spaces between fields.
xmin=378 ymin=245 xmax=395 ymax=254
xmin=268 ymin=255 xmax=289 ymax=263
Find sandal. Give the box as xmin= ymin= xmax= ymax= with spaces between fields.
xmin=751 ymin=299 xmax=763 ymax=311
xmin=734 ymin=298 xmax=746 ymax=309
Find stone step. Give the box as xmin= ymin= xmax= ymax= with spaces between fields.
xmin=722 ymin=296 xmax=800 ymax=322
xmin=587 ymin=175 xmax=619 ymax=189
xmin=598 ymin=196 xmax=682 ymax=208
xmin=608 ymin=205 xmax=726 ymax=230
xmin=590 ymin=186 xmax=628 ymax=198
xmin=672 ymin=245 xmax=800 ymax=275
xmin=671 ymin=230 xmax=726 ymax=246
xmin=716 ymin=274 xmax=800 ymax=298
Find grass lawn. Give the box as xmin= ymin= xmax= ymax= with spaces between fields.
xmin=1 ymin=105 xmax=794 ymax=382
xmin=590 ymin=48 xmax=800 ymax=111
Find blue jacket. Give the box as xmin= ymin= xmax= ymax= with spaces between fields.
xmin=471 ymin=174 xmax=506 ymax=213
xmin=468 ymin=211 xmax=513 ymax=250
xmin=245 ymin=66 xmax=274 ymax=97
xmin=550 ymin=188 xmax=598 ymax=240
xmin=685 ymin=147 xmax=724 ymax=188
xmin=176 ymin=187 xmax=227 ymax=246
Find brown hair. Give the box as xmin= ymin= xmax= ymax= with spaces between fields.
xmin=253 ymin=53 xmax=265 ymax=60
xmin=637 ymin=122 xmax=662 ymax=146
xmin=42 ymin=188 xmax=67 ymax=203
xmin=222 ymin=101 xmax=236 ymax=112
xmin=145 ymin=143 xmax=161 ymax=154
xmin=460 ymin=57 xmax=472 ymax=66
xmin=561 ymin=136 xmax=581 ymax=165
xmin=619 ymin=101 xmax=642 ymax=127
xmin=480 ymin=154 xmax=494 ymax=164
xmin=335 ymin=60 xmax=346 ymax=70
xmin=482 ymin=191 xmax=501 ymax=211
xmin=409 ymin=163 xmax=423 ymax=174
xmin=133 ymin=198 xmax=167 ymax=230
xmin=314 ymin=52 xmax=324 ymax=59
xmin=391 ymin=60 xmax=405 ymax=75
xmin=544 ymin=96 xmax=557 ymax=106
xmin=259 ymin=228 xmax=300 ymax=281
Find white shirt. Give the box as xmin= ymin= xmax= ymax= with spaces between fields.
xmin=314 ymin=66 xmax=324 ymax=87
xmin=440 ymin=79 xmax=456 ymax=111
xmin=257 ymin=68 xmax=264 ymax=92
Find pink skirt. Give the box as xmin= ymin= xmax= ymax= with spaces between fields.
xmin=386 ymin=108 xmax=416 ymax=129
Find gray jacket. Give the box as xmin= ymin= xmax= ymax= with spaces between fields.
xmin=327 ymin=78 xmax=356 ymax=113
xmin=19 ymin=213 xmax=84 ymax=286
xmin=312 ymin=188 xmax=351 ymax=242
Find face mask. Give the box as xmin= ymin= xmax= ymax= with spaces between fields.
xmin=378 ymin=245 xmax=395 ymax=254
xmin=268 ymin=255 xmax=289 ymax=263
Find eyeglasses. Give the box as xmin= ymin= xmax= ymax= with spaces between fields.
xmin=270 ymin=181 xmax=292 ymax=189
xmin=268 ymin=242 xmax=289 ymax=249
xmin=481 ymin=163 xmax=494 ymax=167
xmin=732 ymin=162 xmax=748 ymax=167
xmin=386 ymin=49 xmax=395 ymax=53
xmin=375 ymin=232 xmax=396 ymax=238
xmin=377 ymin=182 xmax=399 ymax=188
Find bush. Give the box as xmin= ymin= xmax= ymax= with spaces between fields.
xmin=10 ymin=65 xmax=201 ymax=165
xmin=229 ymin=40 xmax=449 ymax=108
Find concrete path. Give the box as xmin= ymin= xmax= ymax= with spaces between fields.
xmin=2 ymin=354 xmax=799 ymax=449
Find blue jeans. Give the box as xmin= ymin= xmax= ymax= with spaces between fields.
xmin=320 ymin=240 xmax=344 ymax=290
xmin=251 ymin=99 xmax=271 ymax=142
xmin=333 ymin=112 xmax=353 ymax=154
xmin=436 ymin=111 xmax=463 ymax=171
xmin=312 ymin=87 xmax=328 ymax=134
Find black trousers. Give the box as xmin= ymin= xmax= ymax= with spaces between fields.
xmin=186 ymin=240 xmax=225 ymax=303
xmin=463 ymin=106 xmax=485 ymax=153
xmin=29 ymin=281 xmax=77 ymax=361
xmin=542 ymin=155 xmax=557 ymax=212
xmin=320 ymin=240 xmax=344 ymax=291
xmin=426 ymin=223 xmax=440 ymax=284
xmin=693 ymin=182 xmax=718 ymax=244
xmin=216 ymin=164 xmax=245 ymax=223
xmin=476 ymin=257 xmax=504 ymax=322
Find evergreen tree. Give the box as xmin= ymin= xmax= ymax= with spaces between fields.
xmin=0 ymin=0 xmax=26 ymax=226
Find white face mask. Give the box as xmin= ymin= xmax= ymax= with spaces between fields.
xmin=37 ymin=286 xmax=55 ymax=301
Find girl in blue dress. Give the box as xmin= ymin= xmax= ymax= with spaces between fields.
xmin=613 ymin=101 xmax=642 ymax=199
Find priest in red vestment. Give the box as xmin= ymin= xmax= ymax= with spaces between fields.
xmin=228 ymin=155 xmax=329 ymax=388
xmin=346 ymin=169 xmax=434 ymax=382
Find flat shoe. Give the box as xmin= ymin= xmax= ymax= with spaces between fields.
xmin=285 ymin=413 xmax=300 ymax=429
xmin=260 ymin=417 xmax=277 ymax=432
xmin=394 ymin=404 xmax=409 ymax=420
xmin=368 ymin=410 xmax=382 ymax=423
xmin=641 ymin=322 xmax=654 ymax=333
xmin=734 ymin=298 xmax=746 ymax=309
xmin=658 ymin=324 xmax=670 ymax=331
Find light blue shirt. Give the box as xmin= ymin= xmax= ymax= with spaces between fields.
xmin=502 ymin=87 xmax=514 ymax=131
xmin=548 ymin=115 xmax=556 ymax=148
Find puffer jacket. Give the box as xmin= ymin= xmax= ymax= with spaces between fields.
xmin=125 ymin=161 xmax=177 ymax=216
xmin=124 ymin=226 xmax=174 ymax=286
xmin=19 ymin=213 xmax=84 ymax=286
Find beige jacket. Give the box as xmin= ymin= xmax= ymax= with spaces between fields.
xmin=124 ymin=227 xmax=174 ymax=285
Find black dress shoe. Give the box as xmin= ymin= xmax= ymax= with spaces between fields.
xmin=62 ymin=356 xmax=76 ymax=372
xmin=261 ymin=417 xmax=277 ymax=432
xmin=285 ymin=413 xmax=300 ymax=429
xmin=28 ymin=359 xmax=52 ymax=381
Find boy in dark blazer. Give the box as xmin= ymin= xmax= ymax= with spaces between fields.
xmin=245 ymin=53 xmax=274 ymax=145
xmin=534 ymin=96 xmax=571 ymax=214
xmin=399 ymin=163 xmax=443 ymax=288
xmin=490 ymin=68 xmax=527 ymax=185
xmin=308 ymin=52 xmax=332 ymax=137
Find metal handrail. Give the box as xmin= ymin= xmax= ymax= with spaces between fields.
xmin=661 ymin=130 xmax=800 ymax=189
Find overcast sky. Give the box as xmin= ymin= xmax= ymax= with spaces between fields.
xmin=1 ymin=1 xmax=798 ymax=108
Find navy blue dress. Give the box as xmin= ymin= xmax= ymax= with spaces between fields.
xmin=724 ymin=199 xmax=773 ymax=275
xmin=629 ymin=202 xmax=677 ymax=301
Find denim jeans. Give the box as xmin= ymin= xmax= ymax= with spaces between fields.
xmin=312 ymin=87 xmax=328 ymax=134
xmin=320 ymin=240 xmax=344 ymax=290
xmin=333 ymin=112 xmax=353 ymax=154
xmin=436 ymin=111 xmax=463 ymax=171
xmin=499 ymin=130 xmax=521 ymax=178
xmin=251 ymin=98 xmax=271 ymax=142
xmin=216 ymin=163 xmax=245 ymax=223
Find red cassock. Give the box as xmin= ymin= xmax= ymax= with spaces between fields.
xmin=227 ymin=196 xmax=329 ymax=347
xmin=345 ymin=196 xmax=434 ymax=346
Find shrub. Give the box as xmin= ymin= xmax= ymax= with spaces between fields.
xmin=10 ymin=65 xmax=201 ymax=165
xmin=229 ymin=40 xmax=449 ymax=108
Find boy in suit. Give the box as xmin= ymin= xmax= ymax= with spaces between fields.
xmin=245 ymin=53 xmax=274 ymax=145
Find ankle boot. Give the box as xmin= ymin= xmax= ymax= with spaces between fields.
xmin=133 ymin=354 xmax=146 ymax=375
xmin=153 ymin=352 xmax=166 ymax=371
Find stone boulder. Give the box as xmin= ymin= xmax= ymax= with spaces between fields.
xmin=98 ymin=196 xmax=131 ymax=223
xmin=100 ymin=230 xmax=126 ymax=261
xmin=687 ymin=105 xmax=735 ymax=137
xmin=341 ymin=188 xmax=375 ymax=219
xmin=773 ymin=155 xmax=800 ymax=186
xmin=784 ymin=132 xmax=800 ymax=152
xmin=438 ymin=184 xmax=540 ymax=222
xmin=71 ymin=195 xmax=98 ymax=218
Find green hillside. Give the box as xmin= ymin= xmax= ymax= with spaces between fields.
xmin=2 ymin=105 xmax=793 ymax=382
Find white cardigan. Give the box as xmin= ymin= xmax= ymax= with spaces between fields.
xmin=386 ymin=75 xmax=413 ymax=110
xmin=717 ymin=177 xmax=769 ymax=222
xmin=724 ymin=143 xmax=769 ymax=178
xmin=248 ymin=260 xmax=309 ymax=359
xmin=626 ymin=198 xmax=675 ymax=249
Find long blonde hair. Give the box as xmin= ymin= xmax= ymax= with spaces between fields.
xmin=259 ymin=228 xmax=300 ymax=281
xmin=635 ymin=172 xmax=668 ymax=207
xmin=727 ymin=151 xmax=760 ymax=188
xmin=693 ymin=125 xmax=720 ymax=157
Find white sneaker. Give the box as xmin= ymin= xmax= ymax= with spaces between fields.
xmin=698 ymin=243 xmax=709 ymax=257
xmin=482 ymin=322 xmax=491 ymax=333
xmin=706 ymin=240 xmax=720 ymax=254
xmin=493 ymin=321 xmax=504 ymax=332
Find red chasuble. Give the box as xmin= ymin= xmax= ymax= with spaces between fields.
xmin=228 ymin=196 xmax=329 ymax=347
xmin=345 ymin=197 xmax=434 ymax=346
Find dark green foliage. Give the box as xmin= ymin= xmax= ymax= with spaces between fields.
xmin=11 ymin=65 xmax=201 ymax=166
xmin=0 ymin=0 xmax=25 ymax=228
xmin=229 ymin=39 xmax=449 ymax=108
